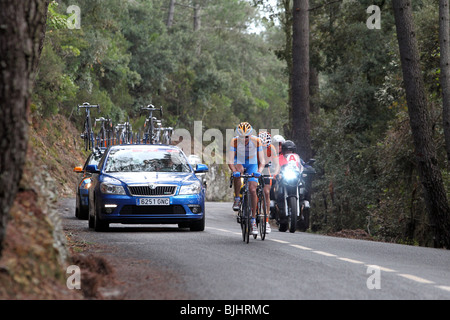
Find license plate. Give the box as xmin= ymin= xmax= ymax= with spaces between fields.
xmin=137 ymin=198 xmax=170 ymax=206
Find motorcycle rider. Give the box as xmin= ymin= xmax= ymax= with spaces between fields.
xmin=228 ymin=122 xmax=265 ymax=235
xmin=275 ymin=140 xmax=303 ymax=231
xmin=258 ymin=131 xmax=280 ymax=234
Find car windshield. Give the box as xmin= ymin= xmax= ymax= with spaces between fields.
xmin=104 ymin=148 xmax=191 ymax=173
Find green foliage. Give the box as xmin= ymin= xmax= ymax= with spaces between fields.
xmin=307 ymin=0 xmax=449 ymax=246
xmin=33 ymin=0 xmax=287 ymax=136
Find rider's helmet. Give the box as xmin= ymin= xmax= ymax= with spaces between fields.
xmin=282 ymin=140 xmax=297 ymax=153
xmin=272 ymin=134 xmax=285 ymax=153
xmin=236 ymin=122 xmax=253 ymax=136
xmin=258 ymin=131 xmax=272 ymax=147
xmin=272 ymin=134 xmax=285 ymax=145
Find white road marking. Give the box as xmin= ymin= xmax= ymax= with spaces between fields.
xmin=269 ymin=239 xmax=290 ymax=244
xmin=338 ymin=257 xmax=364 ymax=264
xmin=207 ymin=226 xmax=450 ymax=294
xmin=397 ymin=274 xmax=435 ymax=284
xmin=290 ymin=244 xmax=312 ymax=250
xmin=312 ymin=250 xmax=337 ymax=257
xmin=435 ymin=285 xmax=450 ymax=292
xmin=365 ymin=265 xmax=396 ymax=273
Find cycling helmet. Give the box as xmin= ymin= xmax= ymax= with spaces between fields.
xmin=258 ymin=131 xmax=272 ymax=147
xmin=282 ymin=140 xmax=296 ymax=153
xmin=272 ymin=134 xmax=285 ymax=145
xmin=236 ymin=122 xmax=253 ymax=136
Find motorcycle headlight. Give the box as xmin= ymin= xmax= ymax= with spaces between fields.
xmin=283 ymin=167 xmax=300 ymax=181
xmin=179 ymin=181 xmax=202 ymax=195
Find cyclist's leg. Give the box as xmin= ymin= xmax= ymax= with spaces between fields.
xmin=263 ymin=178 xmax=272 ymax=233
xmin=244 ymin=163 xmax=259 ymax=235
xmin=264 ymin=176 xmax=272 ymax=214
xmin=248 ymin=180 xmax=258 ymax=219
xmin=233 ymin=164 xmax=244 ymax=196
xmin=232 ymin=164 xmax=244 ymax=211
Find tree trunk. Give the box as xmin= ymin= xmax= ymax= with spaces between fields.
xmin=392 ymin=0 xmax=450 ymax=248
xmin=281 ymin=0 xmax=293 ymax=136
xmin=291 ymin=0 xmax=312 ymax=161
xmin=193 ymin=2 xmax=201 ymax=32
xmin=0 ymin=0 xmax=49 ymax=257
xmin=440 ymin=0 xmax=450 ymax=162
xmin=167 ymin=0 xmax=176 ymax=28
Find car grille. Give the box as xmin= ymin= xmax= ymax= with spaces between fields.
xmin=120 ymin=205 xmax=186 ymax=215
xmin=128 ymin=185 xmax=177 ymax=196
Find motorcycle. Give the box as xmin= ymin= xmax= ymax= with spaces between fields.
xmin=274 ymin=155 xmax=315 ymax=233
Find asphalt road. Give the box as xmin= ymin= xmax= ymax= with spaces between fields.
xmin=60 ymin=199 xmax=450 ymax=300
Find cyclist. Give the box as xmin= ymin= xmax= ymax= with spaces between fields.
xmin=227 ymin=122 xmax=265 ymax=235
xmin=258 ymin=131 xmax=280 ymax=234
xmin=270 ymin=134 xmax=285 ymax=218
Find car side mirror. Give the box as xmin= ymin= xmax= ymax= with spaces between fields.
xmin=73 ymin=166 xmax=83 ymax=173
xmin=85 ymin=164 xmax=100 ymax=173
xmin=194 ymin=164 xmax=208 ymax=173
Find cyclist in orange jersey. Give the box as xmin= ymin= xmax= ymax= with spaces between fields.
xmin=258 ymin=131 xmax=280 ymax=234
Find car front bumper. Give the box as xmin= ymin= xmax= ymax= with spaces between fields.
xmin=96 ymin=193 xmax=205 ymax=225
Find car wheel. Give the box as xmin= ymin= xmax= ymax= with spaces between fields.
xmin=94 ymin=197 xmax=109 ymax=232
xmin=190 ymin=214 xmax=205 ymax=231
xmin=75 ymin=193 xmax=80 ymax=219
xmin=88 ymin=199 xmax=94 ymax=229
xmin=77 ymin=193 xmax=89 ymax=220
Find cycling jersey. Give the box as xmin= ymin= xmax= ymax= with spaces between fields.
xmin=229 ymin=135 xmax=262 ymax=165
xmin=261 ymin=144 xmax=278 ymax=183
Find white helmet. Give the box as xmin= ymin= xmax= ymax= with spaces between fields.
xmin=272 ymin=134 xmax=285 ymax=145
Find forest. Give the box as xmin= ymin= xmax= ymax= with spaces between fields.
xmin=3 ymin=0 xmax=450 ymax=248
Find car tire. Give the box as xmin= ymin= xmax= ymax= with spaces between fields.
xmin=76 ymin=193 xmax=89 ymax=220
xmin=94 ymin=199 xmax=109 ymax=232
xmin=189 ymin=214 xmax=205 ymax=231
xmin=88 ymin=199 xmax=94 ymax=229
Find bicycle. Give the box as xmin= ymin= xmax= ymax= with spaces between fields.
xmin=78 ymin=102 xmax=99 ymax=151
xmin=94 ymin=116 xmax=113 ymax=148
xmin=230 ymin=173 xmax=260 ymax=243
xmin=161 ymin=127 xmax=173 ymax=145
xmin=115 ymin=117 xmax=133 ymax=144
xmin=140 ymin=104 xmax=163 ymax=144
xmin=255 ymin=175 xmax=270 ymax=240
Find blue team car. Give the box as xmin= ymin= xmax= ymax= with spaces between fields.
xmin=86 ymin=144 xmax=208 ymax=231
xmin=73 ymin=148 xmax=105 ymax=220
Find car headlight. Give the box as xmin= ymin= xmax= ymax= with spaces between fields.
xmin=179 ymin=181 xmax=202 ymax=195
xmin=100 ymin=182 xmax=126 ymax=195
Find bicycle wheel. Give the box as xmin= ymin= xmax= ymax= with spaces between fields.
xmin=83 ymin=121 xmax=89 ymax=151
xmin=89 ymin=130 xmax=95 ymax=150
xmin=253 ymin=194 xmax=258 ymax=239
xmin=240 ymin=197 xmax=247 ymax=242
xmin=258 ymin=192 xmax=267 ymax=240
xmin=244 ymin=194 xmax=251 ymax=243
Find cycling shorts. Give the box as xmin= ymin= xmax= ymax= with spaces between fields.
xmin=236 ymin=163 xmax=259 ymax=182
xmin=263 ymin=168 xmax=273 ymax=186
